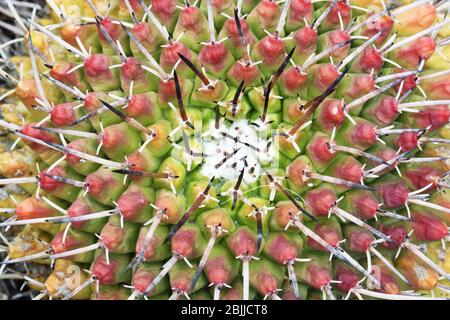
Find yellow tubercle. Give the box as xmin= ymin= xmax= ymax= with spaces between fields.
xmin=8 ymin=225 xmax=51 ymax=260
xmin=416 ymin=242 xmax=450 ymax=298
xmin=393 ymin=4 xmax=437 ymax=36
xmin=437 ymin=14 xmax=450 ymax=38
xmin=45 ymin=259 xmax=92 ymax=299
xmin=425 ymin=45 xmax=450 ymax=71
xmin=349 ymin=0 xmax=383 ymax=9
xmin=438 ymin=126 xmax=450 ymax=140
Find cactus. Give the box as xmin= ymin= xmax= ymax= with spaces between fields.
xmin=0 ymin=0 xmax=449 ymax=301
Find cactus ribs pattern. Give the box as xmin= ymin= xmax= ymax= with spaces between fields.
xmin=0 ymin=0 xmax=449 ymax=300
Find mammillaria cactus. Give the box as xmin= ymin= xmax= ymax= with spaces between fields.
xmin=0 ymin=0 xmax=449 ymax=301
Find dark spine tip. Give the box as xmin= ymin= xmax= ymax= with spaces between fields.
xmin=99 ymin=99 xmax=127 ymax=121
xmin=233 ymin=80 xmax=246 ymax=105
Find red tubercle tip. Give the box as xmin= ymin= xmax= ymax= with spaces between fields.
xmin=413 ymin=214 xmax=448 ymax=241
xmin=126 ymin=94 xmax=152 ymax=118
xmin=411 ymin=106 xmax=450 ymax=131
xmin=285 ymin=100 xmax=309 ymax=123
xmin=374 ymin=96 xmax=399 ymax=125
xmin=308 ymin=224 xmax=340 ymax=251
xmin=132 ymin=269 xmax=156 ymax=294
xmin=59 ymin=24 xmax=82 ymax=48
xmin=380 ymin=147 xmax=398 ymax=162
xmin=224 ymin=16 xmax=252 ymax=43
xmin=121 ymin=57 xmax=145 ymax=81
xmin=378 ymin=273 xmax=400 ymax=294
xmin=273 ymin=202 xmax=302 ymax=230
xmin=229 ymin=62 xmax=260 ymax=84
xmin=377 ymin=182 xmax=409 ymax=209
xmin=227 ymin=229 xmax=257 ymax=257
xmin=335 ymin=161 xmax=363 ymax=184
xmin=160 ymin=42 xmax=191 ymax=71
xmin=294 ymin=26 xmax=317 ymax=50
xmin=348 ymin=230 xmax=375 ymax=252
xmin=327 ymin=1 xmax=351 ymax=26
xmin=395 ymin=71 xmax=417 ymax=96
xmin=199 ymin=42 xmax=229 ymax=70
xmin=314 ymin=64 xmax=339 ymax=90
xmin=39 ymin=166 xmax=66 ymax=192
xmin=328 ymin=30 xmax=351 ymax=57
xmin=67 ymin=198 xmax=92 ymax=228
xmin=417 ymin=37 xmax=436 ymax=61
xmin=335 ymin=265 xmax=359 ymax=292
xmin=358 ymin=47 xmax=384 ymax=74
xmin=351 ymin=122 xmax=377 ymax=146
xmin=305 ymin=188 xmax=336 ymax=217
xmin=84 ymin=54 xmax=110 ymax=77
xmin=50 ymin=62 xmax=80 ymax=85
xmin=281 ymin=67 xmax=308 ymax=92
xmin=83 ymin=92 xmax=102 ymax=112
xmin=151 ymin=0 xmax=177 ymax=22
xmin=91 ymin=255 xmax=118 ymax=284
xmin=125 ymin=152 xmax=145 ymax=172
xmin=256 ymin=0 xmax=280 ymax=25
xmin=267 ymin=235 xmax=298 ymax=264
xmin=308 ymin=265 xmax=331 ymax=289
xmin=50 ymin=231 xmax=79 ymax=254
xmin=354 ymin=194 xmax=378 ymax=219
xmin=101 ymin=126 xmax=126 ymax=149
xmin=394 ymin=131 xmax=419 ymax=152
xmin=117 ymin=190 xmax=149 ymax=221
xmin=158 ymin=78 xmax=177 ymax=102
xmin=309 ymin=135 xmax=335 ymax=164
xmin=361 ymin=14 xmax=394 ymax=45
xmin=98 ymin=16 xmax=121 ymax=41
xmin=135 ymin=234 xmax=160 ymax=261
xmin=380 ymin=224 xmax=408 ymax=249
xmin=321 ymin=99 xmax=346 ymax=129
xmin=179 ymin=6 xmax=202 ymax=30
xmin=255 ymin=35 xmax=285 ymax=61
xmin=205 ymin=258 xmax=230 ymax=285
xmin=15 ymin=198 xmax=54 ymax=220
xmin=290 ymin=0 xmax=313 ymax=20
xmin=375 ymin=147 xmax=398 ymax=170
xmin=347 ymin=75 xmax=375 ymax=99
xmin=405 ymin=166 xmax=440 ymax=190
xmin=66 ymin=140 xmax=88 ymax=165
xmin=85 ymin=173 xmax=112 ymax=197
xmin=170 ymin=277 xmax=190 ymax=293
xmin=100 ymin=222 xmax=124 ymax=251
xmin=155 ymin=194 xmax=182 ymax=224
xmin=132 ymin=22 xmax=154 ymax=44
xmin=256 ymin=272 xmax=279 ymax=296
xmin=171 ymin=229 xmax=197 ymax=258
xmin=21 ymin=123 xmax=58 ymax=151
xmin=287 ymin=159 xmax=310 ymax=187
xmin=50 ymin=102 xmax=77 ymax=127
xmin=396 ymin=36 xmax=436 ymax=68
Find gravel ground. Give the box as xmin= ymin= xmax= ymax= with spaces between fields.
xmin=0 ymin=0 xmax=48 ymax=87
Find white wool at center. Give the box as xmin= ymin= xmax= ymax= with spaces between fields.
xmin=200 ymin=119 xmax=276 ymax=184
